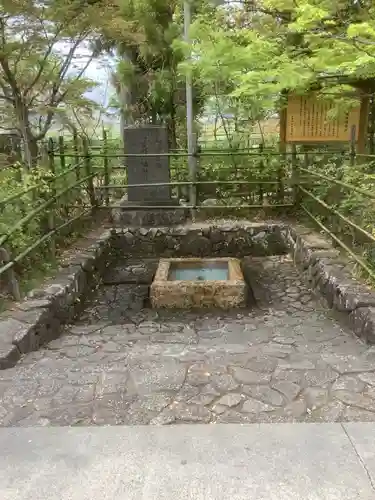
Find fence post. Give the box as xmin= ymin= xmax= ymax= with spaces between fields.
xmin=15 ymin=160 xmax=23 ymax=183
xmin=47 ymin=138 xmax=56 ymax=259
xmin=0 ymin=247 xmax=21 ymax=301
xmin=73 ymin=130 xmax=80 ymax=182
xmin=15 ymin=162 xmax=26 ymax=217
xmin=350 ymin=125 xmax=356 ymax=167
xmin=82 ymin=137 xmax=97 ymax=208
xmin=58 ymin=135 xmax=70 ymax=217
xmin=40 ymin=139 xmax=48 ymax=166
xmin=291 ymin=143 xmax=300 ymax=207
xmin=102 ymin=129 xmax=110 ymax=207
xmin=58 ymin=135 xmax=66 ymax=171
xmin=277 ymin=153 xmax=285 ymax=203
xmin=189 ymin=133 xmax=198 ymax=218
xmin=258 ymin=142 xmax=264 ymax=204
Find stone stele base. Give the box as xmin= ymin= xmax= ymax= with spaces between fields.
xmin=150 ymin=258 xmax=247 ymax=309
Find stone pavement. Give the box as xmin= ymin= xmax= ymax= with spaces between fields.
xmin=1 ymin=256 xmax=375 ymax=426
xmin=1 ymin=423 xmax=375 ymax=499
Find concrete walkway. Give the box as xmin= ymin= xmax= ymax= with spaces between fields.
xmin=1 ymin=423 xmax=375 ymax=499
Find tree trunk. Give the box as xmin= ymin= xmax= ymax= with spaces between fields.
xmin=151 ymin=107 xmax=157 ymax=125
xmin=119 ymin=82 xmax=134 ymax=130
xmin=167 ymin=93 xmax=177 ymax=149
xmin=19 ymin=127 xmax=39 ymax=169
xmin=119 ymin=51 xmax=135 ymax=145
xmin=25 ymin=135 xmax=39 ymax=168
xmin=368 ymin=95 xmax=375 ymax=154
xmin=15 ymin=98 xmax=39 ymax=168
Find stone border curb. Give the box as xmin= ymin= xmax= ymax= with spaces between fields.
xmin=287 ymin=225 xmax=375 ymax=344
xmin=1 ymin=219 xmax=375 ymax=370
xmin=0 ymin=229 xmax=114 ymax=369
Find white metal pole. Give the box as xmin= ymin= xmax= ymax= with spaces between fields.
xmin=184 ymin=0 xmax=197 ymax=210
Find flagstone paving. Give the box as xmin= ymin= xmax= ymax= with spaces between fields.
xmin=1 ymin=255 xmax=375 ymax=426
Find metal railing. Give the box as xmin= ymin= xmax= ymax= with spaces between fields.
xmin=0 ymin=134 xmax=103 ymax=300
xmin=296 ymin=155 xmax=375 ymax=282
xmin=0 ymin=131 xmax=374 ymax=299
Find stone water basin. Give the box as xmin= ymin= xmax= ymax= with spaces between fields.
xmin=150 ymin=257 xmax=247 ymax=309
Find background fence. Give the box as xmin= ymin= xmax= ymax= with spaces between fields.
xmin=0 ymin=130 xmax=375 ymax=301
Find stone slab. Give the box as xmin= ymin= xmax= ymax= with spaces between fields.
xmin=0 ymin=424 xmax=373 ymax=500
xmin=123 ymin=125 xmax=171 ymax=202
xmin=112 ymin=201 xmax=189 ymax=227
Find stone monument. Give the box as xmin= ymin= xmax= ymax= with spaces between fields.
xmin=125 ymin=125 xmax=171 ymax=202
xmin=114 ymin=125 xmax=187 ymax=226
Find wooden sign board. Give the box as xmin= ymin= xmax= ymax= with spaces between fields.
xmin=286 ymin=95 xmax=361 ymax=143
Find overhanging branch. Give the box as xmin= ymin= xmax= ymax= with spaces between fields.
xmin=34 ymin=47 xmax=94 ymax=140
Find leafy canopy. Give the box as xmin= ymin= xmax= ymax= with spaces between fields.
xmin=0 ymin=0 xmax=131 ymax=163
xmin=189 ymin=0 xmax=375 ymax=107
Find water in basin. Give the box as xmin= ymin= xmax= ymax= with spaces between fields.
xmin=168 ymin=261 xmax=228 ymax=281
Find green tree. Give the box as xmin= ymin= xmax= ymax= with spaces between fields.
xmin=0 ymin=0 xmax=126 ymax=166
xmin=271 ymin=0 xmax=375 ymax=83
xmin=188 ymin=0 xmax=375 ymax=122
xmin=96 ymin=0 xmax=210 ymax=147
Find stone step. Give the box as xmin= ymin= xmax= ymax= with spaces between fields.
xmin=112 ymin=203 xmax=187 ymax=227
